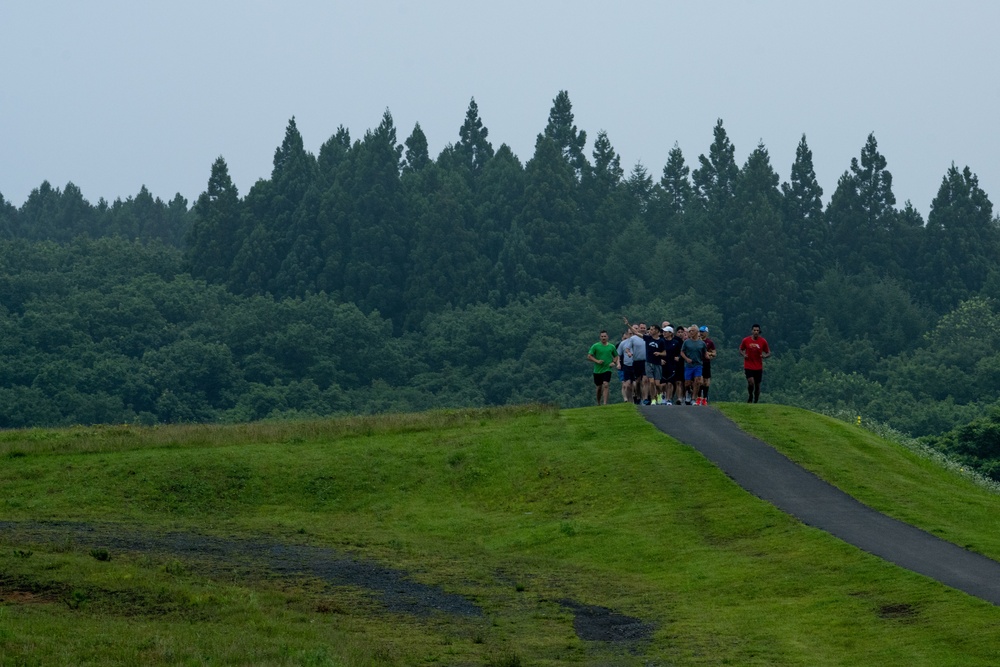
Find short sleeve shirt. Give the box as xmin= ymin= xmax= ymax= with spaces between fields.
xmin=588 ymin=341 xmax=618 ymax=374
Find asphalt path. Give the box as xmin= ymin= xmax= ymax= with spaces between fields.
xmin=639 ymin=404 xmax=1000 ymax=606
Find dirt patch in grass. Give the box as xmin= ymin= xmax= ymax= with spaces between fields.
xmin=0 ymin=520 xmax=481 ymax=618
xmin=559 ymin=598 xmax=656 ymax=645
xmin=878 ymin=602 xmax=919 ymax=620
xmin=1 ymin=520 xmax=656 ymax=645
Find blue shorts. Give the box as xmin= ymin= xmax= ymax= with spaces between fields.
xmin=684 ymin=365 xmax=704 ymax=381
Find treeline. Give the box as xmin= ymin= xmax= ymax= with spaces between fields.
xmin=0 ymin=183 xmax=189 ymax=247
xmin=6 ymin=94 xmax=998 ymax=344
xmin=0 ymin=237 xmax=634 ymax=426
xmin=2 ymin=91 xmax=1000 ymax=472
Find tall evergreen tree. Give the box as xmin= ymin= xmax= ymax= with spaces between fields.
xmin=476 ymin=144 xmax=526 ymax=301
xmin=625 ymin=162 xmax=654 ymax=216
xmin=318 ymin=126 xmax=352 ymax=184
xmin=579 ymin=131 xmax=630 ymax=304
xmin=403 ymin=163 xmax=488 ymax=326
xmin=403 ymin=122 xmax=430 ymax=174
xmin=540 ymin=90 xmax=588 ymax=177
xmin=653 ymin=143 xmax=693 ymax=224
xmin=724 ymin=144 xmax=790 ymax=334
xmin=781 ymin=134 xmax=826 ymax=284
xmin=517 ymin=134 xmax=578 ymax=292
xmin=18 ymin=181 xmax=62 ymax=241
xmin=455 ymin=98 xmax=494 ymax=176
xmin=312 ymin=125 xmax=353 ymax=296
xmin=341 ymin=109 xmax=408 ymax=325
xmin=691 ymin=119 xmax=740 ymax=259
xmin=921 ymin=165 xmax=998 ymax=309
xmin=242 ymin=117 xmax=319 ymax=296
xmin=887 ymin=200 xmax=924 ymax=296
xmin=827 ymin=133 xmax=898 ymax=275
xmin=0 ymin=192 xmax=16 ymax=238
xmin=585 ymin=130 xmax=624 ymax=205
xmin=692 ymin=119 xmax=739 ymax=210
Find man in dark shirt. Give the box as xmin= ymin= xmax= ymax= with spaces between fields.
xmin=659 ymin=326 xmax=683 ymax=405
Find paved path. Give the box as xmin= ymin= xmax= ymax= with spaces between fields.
xmin=639 ymin=404 xmax=1000 ymax=606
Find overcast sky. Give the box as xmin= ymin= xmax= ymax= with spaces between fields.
xmin=2 ymin=1 xmax=998 ymax=218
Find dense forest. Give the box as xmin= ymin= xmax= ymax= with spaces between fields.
xmin=2 ymin=91 xmax=1000 ymax=477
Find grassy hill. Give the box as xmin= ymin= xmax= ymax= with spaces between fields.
xmin=1 ymin=403 xmax=999 ymax=666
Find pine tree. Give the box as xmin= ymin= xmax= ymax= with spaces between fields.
xmin=517 ymin=134 xmax=578 ymax=292
xmin=725 ymin=144 xmax=790 ymax=334
xmin=455 ymin=98 xmax=494 ymax=176
xmin=781 ymin=134 xmax=826 ymax=284
xmin=540 ymin=90 xmax=588 ymax=177
xmin=654 ymin=143 xmax=693 ymax=223
xmin=922 ymin=165 xmax=998 ymax=309
xmin=692 ymin=119 xmax=739 ymax=209
xmin=0 ymin=191 xmax=17 ymax=238
xmin=403 ymin=163 xmax=488 ymax=326
xmin=403 ymin=122 xmax=430 ymax=173
xmin=476 ymin=144 xmax=526 ymax=299
xmin=827 ymin=133 xmax=898 ymax=276
xmin=341 ymin=109 xmax=408 ymax=326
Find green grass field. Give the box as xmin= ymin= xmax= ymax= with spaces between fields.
xmin=2 ymin=403 xmax=1000 ymax=666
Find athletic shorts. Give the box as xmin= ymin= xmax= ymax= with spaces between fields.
xmin=632 ymin=360 xmax=646 ymax=380
xmin=622 ymin=364 xmax=636 ymax=383
xmin=744 ymin=368 xmax=763 ymax=385
xmin=644 ymin=363 xmax=662 ymax=381
xmin=702 ymin=358 xmax=712 ymax=380
xmin=617 ymin=369 xmax=625 ymax=382
xmin=593 ymin=371 xmax=612 ymax=386
xmin=662 ymin=366 xmax=677 ymax=384
xmin=684 ymin=365 xmax=704 ymax=381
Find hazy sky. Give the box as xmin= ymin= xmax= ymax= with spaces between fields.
xmin=3 ymin=1 xmax=998 ymax=217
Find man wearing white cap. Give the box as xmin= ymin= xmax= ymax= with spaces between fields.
xmin=660 ymin=325 xmax=682 ymax=405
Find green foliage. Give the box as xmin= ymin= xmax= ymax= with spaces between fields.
xmin=922 ymin=407 xmax=1000 ymax=481
xmin=4 ymin=96 xmax=1000 ymax=470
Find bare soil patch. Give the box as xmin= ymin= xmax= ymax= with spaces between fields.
xmin=0 ymin=520 xmax=655 ymax=645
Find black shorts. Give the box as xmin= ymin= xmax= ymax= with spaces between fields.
xmin=745 ymin=369 xmax=763 ymax=385
xmin=593 ymin=371 xmax=612 ymax=386
xmin=632 ymin=360 xmax=646 ymax=379
xmin=703 ymin=358 xmax=712 ymax=379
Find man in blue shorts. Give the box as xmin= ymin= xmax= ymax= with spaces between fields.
xmin=617 ymin=330 xmax=636 ymax=403
xmin=623 ymin=321 xmax=647 ymax=404
xmin=680 ymin=325 xmax=707 ymax=405
xmin=622 ymin=318 xmax=649 ymax=403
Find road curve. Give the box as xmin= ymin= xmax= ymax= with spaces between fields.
xmin=639 ymin=404 xmax=1000 ymax=606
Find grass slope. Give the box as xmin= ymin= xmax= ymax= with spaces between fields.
xmin=0 ymin=403 xmax=998 ymax=666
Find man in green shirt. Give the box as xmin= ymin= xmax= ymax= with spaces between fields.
xmin=587 ymin=330 xmax=619 ymax=405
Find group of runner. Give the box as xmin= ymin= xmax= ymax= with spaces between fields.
xmin=586 ymin=320 xmax=771 ymax=406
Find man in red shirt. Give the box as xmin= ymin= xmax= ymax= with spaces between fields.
xmin=738 ymin=323 xmax=771 ymax=403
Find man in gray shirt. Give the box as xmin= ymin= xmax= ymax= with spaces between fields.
xmin=680 ymin=325 xmax=707 ymax=405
